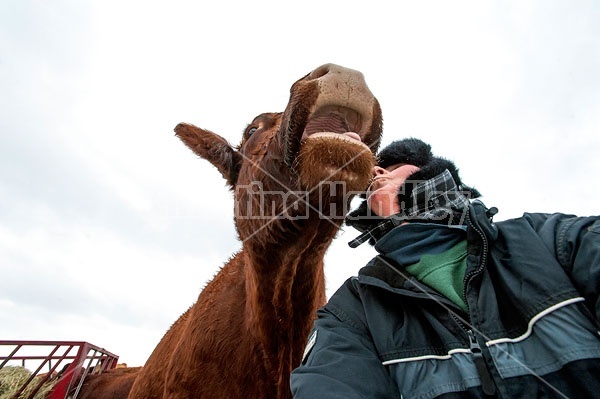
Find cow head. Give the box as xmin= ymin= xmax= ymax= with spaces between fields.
xmin=175 ymin=64 xmax=382 ymax=240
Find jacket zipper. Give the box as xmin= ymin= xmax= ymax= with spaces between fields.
xmin=459 ymin=208 xmax=496 ymax=396
xmin=468 ymin=329 xmax=496 ymax=396
xmin=449 ymin=313 xmax=496 ymax=396
xmin=463 ymin=209 xmax=489 ymax=302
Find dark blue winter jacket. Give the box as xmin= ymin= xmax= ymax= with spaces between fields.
xmin=291 ymin=201 xmax=600 ymax=398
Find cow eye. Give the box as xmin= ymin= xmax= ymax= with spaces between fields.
xmin=247 ymin=127 xmax=257 ymax=136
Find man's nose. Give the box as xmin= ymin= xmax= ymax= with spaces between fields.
xmin=372 ymin=165 xmax=388 ymax=176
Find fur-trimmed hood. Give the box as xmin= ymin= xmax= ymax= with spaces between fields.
xmin=346 ymin=138 xmax=481 ymax=246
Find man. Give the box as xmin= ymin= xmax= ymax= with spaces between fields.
xmin=291 ymin=138 xmax=600 ymax=398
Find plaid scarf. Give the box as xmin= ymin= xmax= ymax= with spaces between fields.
xmin=348 ymin=169 xmax=472 ymax=248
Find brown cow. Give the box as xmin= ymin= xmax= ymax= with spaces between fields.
xmin=77 ymin=367 xmax=141 ymax=399
xmin=126 ymin=64 xmax=383 ymax=399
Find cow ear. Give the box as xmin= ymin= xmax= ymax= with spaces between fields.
xmin=175 ymin=123 xmax=242 ymax=187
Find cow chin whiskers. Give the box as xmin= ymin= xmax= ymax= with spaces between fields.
xmin=297 ymin=135 xmax=375 ymax=194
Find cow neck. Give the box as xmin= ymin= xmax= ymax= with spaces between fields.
xmin=241 ymin=217 xmax=334 ymax=382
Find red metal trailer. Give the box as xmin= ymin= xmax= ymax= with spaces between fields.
xmin=0 ymin=340 xmax=119 ymax=399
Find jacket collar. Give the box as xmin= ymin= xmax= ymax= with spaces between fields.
xmin=359 ymin=201 xmax=499 ymax=286
xmin=374 ymin=223 xmax=466 ymax=268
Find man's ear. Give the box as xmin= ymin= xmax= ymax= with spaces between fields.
xmin=174 ymin=123 xmax=242 ymax=187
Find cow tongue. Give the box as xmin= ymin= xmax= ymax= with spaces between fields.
xmin=343 ymin=132 xmax=361 ymax=141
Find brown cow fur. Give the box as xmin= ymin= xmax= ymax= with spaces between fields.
xmin=125 ymin=64 xmax=383 ymax=399
xmin=77 ymin=367 xmax=141 ymax=399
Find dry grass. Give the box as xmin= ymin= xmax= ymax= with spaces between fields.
xmin=0 ymin=366 xmax=54 ymax=399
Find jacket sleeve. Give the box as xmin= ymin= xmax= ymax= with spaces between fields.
xmin=526 ymin=213 xmax=600 ymax=321
xmin=290 ymin=281 xmax=401 ymax=399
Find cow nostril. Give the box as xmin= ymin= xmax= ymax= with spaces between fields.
xmin=308 ymin=64 xmax=331 ymax=80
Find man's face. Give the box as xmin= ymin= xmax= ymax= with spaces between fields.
xmin=366 ymin=163 xmax=420 ymax=217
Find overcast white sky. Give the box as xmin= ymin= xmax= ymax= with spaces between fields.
xmin=1 ymin=0 xmax=599 ymax=367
